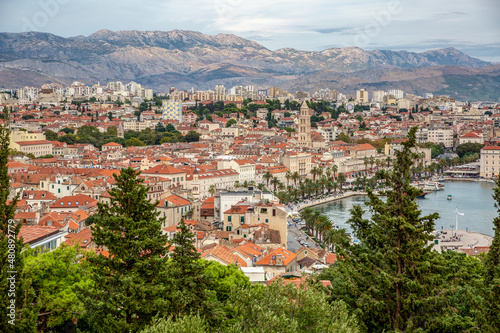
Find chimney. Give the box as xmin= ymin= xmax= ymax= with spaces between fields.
xmin=276 ymin=254 xmax=283 ymax=266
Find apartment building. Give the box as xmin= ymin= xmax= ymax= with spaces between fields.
xmin=480 ymin=146 xmax=500 ymax=178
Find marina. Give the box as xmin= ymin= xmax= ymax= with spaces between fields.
xmin=312 ymin=181 xmax=497 ymax=237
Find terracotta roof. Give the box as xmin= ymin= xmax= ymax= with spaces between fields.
xmin=49 ymin=194 xmax=97 ymax=209
xmin=482 ymin=146 xmax=500 ymax=150
xmin=201 ymin=245 xmax=247 ymax=267
xmin=143 ymin=164 xmax=185 ymax=175
xmin=158 ymin=194 xmax=191 ymax=207
xmin=459 ymin=247 xmax=490 ymax=256
xmin=255 ymin=247 xmax=297 ymax=266
xmin=325 ymin=253 xmax=338 ymax=265
xmin=18 ymin=226 xmax=60 ymax=244
xmin=15 ymin=140 xmax=52 ymax=146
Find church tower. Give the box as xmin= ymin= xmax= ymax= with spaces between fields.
xmin=298 ymin=101 xmax=312 ymax=148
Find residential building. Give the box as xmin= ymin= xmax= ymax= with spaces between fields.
xmin=480 ymin=146 xmax=500 ymax=178
xmin=162 ymin=99 xmax=182 ymax=122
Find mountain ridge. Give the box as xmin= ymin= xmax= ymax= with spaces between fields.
xmin=0 ymin=29 xmax=497 ymax=101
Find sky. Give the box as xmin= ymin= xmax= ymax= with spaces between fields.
xmin=1 ymin=0 xmax=499 ymax=62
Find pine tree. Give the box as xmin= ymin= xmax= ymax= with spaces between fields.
xmin=328 ymin=127 xmax=455 ymax=332
xmin=0 ymin=115 xmax=39 ymax=332
xmin=167 ymin=218 xmax=213 ymax=319
xmin=81 ymin=167 xmax=170 ymax=332
xmin=479 ymin=177 xmax=500 ymax=331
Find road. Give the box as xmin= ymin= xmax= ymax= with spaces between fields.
xmin=287 ymin=220 xmax=321 ymax=252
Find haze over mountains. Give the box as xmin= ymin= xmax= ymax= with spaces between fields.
xmin=0 ymin=29 xmax=499 ymax=101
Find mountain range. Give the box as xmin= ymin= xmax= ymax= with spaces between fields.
xmin=0 ymin=29 xmax=499 ymax=101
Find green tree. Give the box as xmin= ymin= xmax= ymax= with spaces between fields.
xmin=325 ymin=127 xmax=453 ymax=332
xmin=336 ymin=132 xmax=351 ymax=143
xmin=168 ymin=218 xmax=214 ymax=319
xmin=44 ymin=130 xmax=58 ymax=141
xmin=225 ymin=281 xmax=359 ymax=333
xmin=478 ymin=177 xmax=500 ymax=331
xmin=226 ymin=119 xmax=237 ymax=127
xmin=184 ymin=130 xmax=200 ymax=142
xmin=125 ymin=137 xmax=145 ymax=147
xmin=24 ymin=245 xmax=92 ymax=331
xmin=140 ymin=315 xmax=208 ymax=333
xmin=430 ymin=144 xmax=444 ymax=158
xmin=81 ymin=168 xmax=169 ymax=332
xmin=0 ymin=117 xmax=39 ymax=333
xmin=455 ymin=142 xmax=484 ymax=158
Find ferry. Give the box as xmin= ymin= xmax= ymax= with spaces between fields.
xmin=447 ymin=195 xmax=452 ymax=200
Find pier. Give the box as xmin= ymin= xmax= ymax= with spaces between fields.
xmin=431 ymin=229 xmax=493 ymax=253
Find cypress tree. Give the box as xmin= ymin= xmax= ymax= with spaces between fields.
xmin=329 ymin=127 xmax=453 ymax=331
xmin=479 ymin=177 xmax=500 ymax=331
xmin=0 ymin=115 xmax=39 ymax=332
xmin=167 ymin=218 xmax=213 ymax=319
xmin=82 ymin=167 xmax=169 ymax=332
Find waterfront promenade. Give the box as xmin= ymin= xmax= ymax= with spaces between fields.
xmin=286 ymin=191 xmax=368 ymax=214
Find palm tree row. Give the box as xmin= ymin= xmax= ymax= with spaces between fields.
xmin=299 ymin=207 xmax=350 ymax=251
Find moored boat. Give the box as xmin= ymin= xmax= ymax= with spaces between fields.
xmin=447 ymin=195 xmax=452 ymax=200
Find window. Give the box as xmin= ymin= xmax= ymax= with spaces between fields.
xmin=265 ymin=219 xmax=269 ymax=223
xmin=75 ymin=201 xmax=79 ymax=205
xmin=228 ymin=216 xmax=232 ymax=222
xmin=226 ymin=226 xmax=232 ymax=231
xmin=60 ymin=202 xmax=64 ymax=205
xmin=58 ymin=189 xmax=60 ymax=193
xmin=240 ymin=216 xmax=245 ymax=223
xmin=68 ymin=202 xmax=71 ymax=206
xmin=273 ymin=209 xmax=276 ymax=217
xmin=52 ymin=185 xmax=54 ymax=189
xmin=67 ymin=186 xmax=70 ymax=190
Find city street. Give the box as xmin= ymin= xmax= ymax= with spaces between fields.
xmin=287 ymin=220 xmax=321 ymax=252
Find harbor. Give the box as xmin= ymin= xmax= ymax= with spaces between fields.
xmin=311 ymin=181 xmax=497 ymax=240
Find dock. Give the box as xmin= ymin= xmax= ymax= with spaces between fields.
xmin=430 ymin=228 xmax=493 ymax=253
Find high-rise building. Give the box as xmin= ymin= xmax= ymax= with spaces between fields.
xmin=298 ymin=101 xmax=312 ymax=148
xmin=162 ymin=100 xmax=182 ymax=122
xmin=356 ymin=89 xmax=369 ymax=103
xmin=388 ymin=89 xmax=404 ymax=99
xmin=372 ymin=90 xmax=386 ymax=102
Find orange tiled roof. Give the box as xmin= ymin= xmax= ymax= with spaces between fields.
xmin=201 ymin=245 xmax=247 ymax=267
xmin=255 ymin=247 xmax=297 ymax=266
xmin=18 ymin=226 xmax=60 ymax=244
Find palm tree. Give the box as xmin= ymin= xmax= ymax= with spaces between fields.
xmin=263 ymin=171 xmax=272 ymax=188
xmin=234 ymin=180 xmax=240 ymax=189
xmin=333 ymin=181 xmax=338 ymax=194
xmin=271 ymin=177 xmax=280 ymax=192
xmin=326 ymin=180 xmax=334 ymax=195
xmin=300 ymin=207 xmax=313 ymax=230
xmin=386 ymin=156 xmax=391 ymax=169
xmin=208 ymin=184 xmax=215 ymax=196
xmin=325 ymin=167 xmax=332 ymax=181
xmin=313 ymin=182 xmax=320 ymax=198
xmin=310 ymin=166 xmax=318 ymax=181
xmin=309 ymin=210 xmax=322 ymax=237
xmin=369 ymin=156 xmax=375 ymax=174
xmin=320 ymin=176 xmax=327 ymax=194
xmin=364 ymin=157 xmax=369 ymax=176
xmin=332 ymin=164 xmax=338 ymax=181
xmin=257 ymin=183 xmax=266 ymax=192
xmin=318 ymin=215 xmax=332 ymax=241
xmin=354 ymin=176 xmax=361 ymax=191
xmin=243 ymin=180 xmax=249 ymax=189
xmin=292 ymin=171 xmax=300 ymax=186
xmin=285 ymin=171 xmax=292 ymax=187
xmin=337 ymin=173 xmax=346 ymax=192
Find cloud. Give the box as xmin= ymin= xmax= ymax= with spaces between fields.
xmin=0 ymin=0 xmax=498 ymax=62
